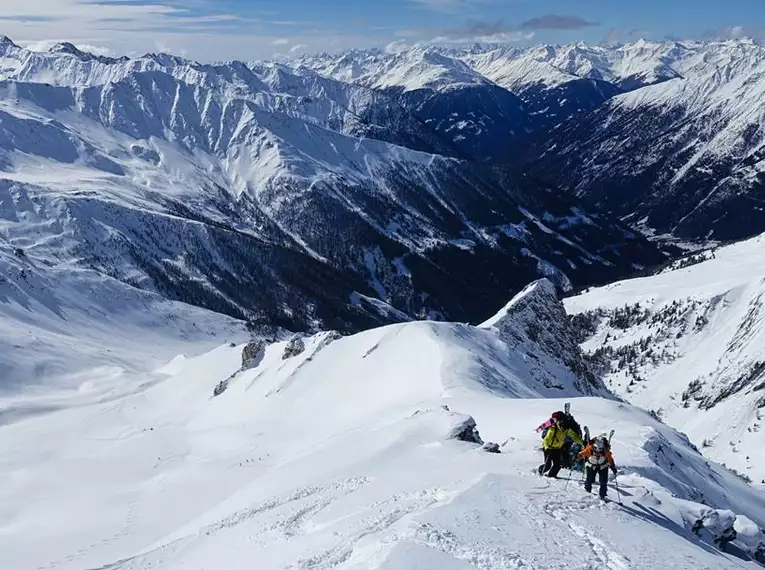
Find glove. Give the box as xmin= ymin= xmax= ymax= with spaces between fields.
xmin=610 ymin=467 xmax=618 ymax=479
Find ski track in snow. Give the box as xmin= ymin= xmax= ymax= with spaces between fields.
xmin=542 ymin=497 xmax=633 ymax=570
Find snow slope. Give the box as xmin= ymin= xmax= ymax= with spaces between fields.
xmin=566 ymin=232 xmax=765 ymax=484
xmin=0 ymin=237 xmax=248 ymax=397
xmin=3 ymin=280 xmax=765 ymax=569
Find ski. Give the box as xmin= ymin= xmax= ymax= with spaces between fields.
xmin=564 ymin=402 xmax=571 ymax=415
xmin=608 ymin=429 xmax=615 ymax=443
xmin=584 ymin=426 xmax=590 ymax=443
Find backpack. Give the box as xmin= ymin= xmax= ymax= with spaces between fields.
xmin=565 ymin=413 xmax=582 ymax=437
xmin=591 ymin=435 xmax=610 ymax=453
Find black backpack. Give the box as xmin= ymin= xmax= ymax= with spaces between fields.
xmin=564 ymin=413 xmax=582 ymax=437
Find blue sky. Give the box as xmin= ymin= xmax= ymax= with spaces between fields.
xmin=1 ymin=0 xmax=764 ymax=60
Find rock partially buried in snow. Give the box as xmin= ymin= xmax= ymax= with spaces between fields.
xmin=482 ymin=442 xmax=501 ymax=453
xmin=242 ymin=340 xmax=267 ymax=370
xmin=688 ymin=506 xmax=737 ymax=549
xmin=282 ymin=336 xmax=306 ymax=360
xmin=213 ymin=379 xmax=228 ymax=397
xmin=447 ymin=414 xmax=483 ymax=445
xmin=734 ymin=516 xmax=765 ymax=563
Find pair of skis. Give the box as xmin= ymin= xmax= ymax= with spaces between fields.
xmin=584 ymin=427 xmax=615 ymax=444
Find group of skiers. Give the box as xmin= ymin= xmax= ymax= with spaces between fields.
xmin=535 ymin=405 xmax=618 ymax=501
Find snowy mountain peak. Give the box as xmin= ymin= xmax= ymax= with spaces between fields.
xmin=48 ymin=42 xmax=88 ymax=57
xmin=481 ymin=279 xmax=604 ymax=395
xmin=481 ymin=278 xmax=558 ymax=329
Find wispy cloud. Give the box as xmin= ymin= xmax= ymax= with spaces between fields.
xmin=0 ymin=0 xmax=391 ymax=60
xmin=434 ymin=20 xmax=533 ymax=44
xmin=603 ymin=28 xmax=648 ymax=44
xmin=430 ymin=31 xmax=533 ymax=44
xmin=520 ymin=14 xmax=598 ymax=31
xmin=702 ymin=25 xmax=765 ymax=43
xmin=396 ymin=19 xmax=535 ymax=46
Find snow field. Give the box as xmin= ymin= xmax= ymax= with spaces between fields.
xmin=2 ymin=320 xmax=765 ymax=569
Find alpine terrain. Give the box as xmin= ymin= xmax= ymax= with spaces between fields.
xmin=304 ymin=39 xmax=765 ymax=242
xmin=517 ymin=39 xmax=765 ymax=241
xmin=3 ymin=31 xmax=765 ymax=570
xmin=0 ymin=35 xmax=664 ymax=340
xmin=567 ymin=234 xmax=765 ymax=485
xmin=4 ymin=279 xmax=765 ymax=569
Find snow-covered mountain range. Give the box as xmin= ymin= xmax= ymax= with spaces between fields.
xmin=5 ymin=277 xmax=765 ymax=570
xmin=0 ymin=35 xmax=668 ymax=343
xmin=302 ymin=38 xmax=765 ymax=242
xmin=514 ymin=40 xmax=765 ymax=241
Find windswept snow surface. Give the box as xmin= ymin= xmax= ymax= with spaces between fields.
xmin=566 ymin=232 xmax=765 ymax=484
xmin=3 ymin=314 xmax=765 ymax=569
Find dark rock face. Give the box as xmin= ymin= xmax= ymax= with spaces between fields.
xmin=486 ymin=279 xmax=605 ymax=395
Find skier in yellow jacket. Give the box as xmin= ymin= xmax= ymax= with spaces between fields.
xmin=537 ymin=411 xmax=584 ymax=478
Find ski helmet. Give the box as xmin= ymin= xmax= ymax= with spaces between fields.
xmin=594 ymin=437 xmax=606 ymax=453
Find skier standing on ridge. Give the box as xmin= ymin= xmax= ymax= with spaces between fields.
xmin=537 ymin=411 xmax=584 ymax=478
xmin=577 ymin=435 xmax=618 ymax=500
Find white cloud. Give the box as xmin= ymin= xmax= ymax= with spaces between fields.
xmin=431 ymin=30 xmax=534 ymax=44
xmin=289 ymin=44 xmax=308 ymax=53
xmin=708 ymin=26 xmax=765 ymax=42
xmin=394 ymin=20 xmax=535 ymax=47
xmin=0 ymin=0 xmax=392 ymax=60
xmin=385 ymin=39 xmax=413 ymax=54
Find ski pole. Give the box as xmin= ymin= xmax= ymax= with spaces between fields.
xmin=614 ymin=475 xmax=623 ymax=505
xmin=564 ymin=466 xmax=575 ymax=490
